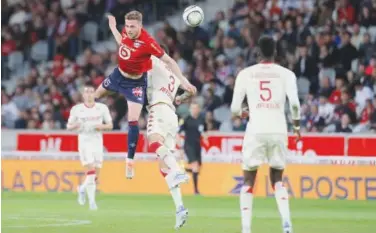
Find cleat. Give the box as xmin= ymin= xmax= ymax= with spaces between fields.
xmin=174 ymin=206 xmax=188 ymax=229
xmin=283 ymin=221 xmax=292 ymax=233
xmin=126 ymin=159 xmax=135 ymax=179
xmin=77 ymin=186 xmax=85 ymax=206
xmin=89 ymin=202 xmax=98 ymax=211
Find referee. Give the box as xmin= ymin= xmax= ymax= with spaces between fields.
xmin=179 ymin=102 xmax=208 ymax=195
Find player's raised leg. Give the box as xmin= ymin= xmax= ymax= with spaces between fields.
xmin=240 ymin=168 xmax=257 ymax=233
xmin=148 ymin=133 xmax=188 ymax=186
xmin=159 ymin=162 xmax=188 ymax=229
xmin=149 ymin=133 xmax=189 ymax=229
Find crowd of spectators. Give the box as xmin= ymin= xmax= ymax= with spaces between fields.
xmin=2 ymin=0 xmax=376 ymax=133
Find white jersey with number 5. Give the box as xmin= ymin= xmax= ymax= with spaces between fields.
xmin=147 ymin=56 xmax=181 ymax=110
xmin=231 ymin=62 xmax=301 ymax=135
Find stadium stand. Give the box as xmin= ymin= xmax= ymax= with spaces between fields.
xmin=1 ymin=0 xmax=376 ymax=133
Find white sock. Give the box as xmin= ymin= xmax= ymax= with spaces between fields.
xmin=85 ymin=171 xmax=97 ymax=204
xmin=274 ymin=182 xmax=292 ymax=228
xmin=240 ymin=185 xmax=253 ymax=233
xmin=161 ymin=169 xmax=184 ymax=210
xmin=156 ymin=144 xmax=180 ymax=172
xmin=170 ymin=186 xmax=184 ymax=211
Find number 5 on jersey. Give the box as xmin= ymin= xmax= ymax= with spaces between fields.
xmin=259 ymin=80 xmax=272 ymax=101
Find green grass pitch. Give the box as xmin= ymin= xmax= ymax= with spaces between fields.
xmin=2 ymin=192 xmax=376 ymax=233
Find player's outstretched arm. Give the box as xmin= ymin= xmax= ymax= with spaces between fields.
xmin=286 ymin=73 xmax=302 ymax=141
xmin=107 ymin=15 xmax=122 ymax=45
xmin=160 ymin=54 xmax=196 ymax=95
xmin=230 ymin=70 xmax=247 ymax=116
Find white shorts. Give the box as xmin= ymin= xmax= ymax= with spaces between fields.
xmin=242 ymin=134 xmax=288 ymax=170
xmin=78 ymin=142 xmax=103 ymax=168
xmin=147 ymin=104 xmax=178 ymax=150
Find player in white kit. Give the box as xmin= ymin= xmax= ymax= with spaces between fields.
xmin=67 ymin=84 xmax=113 ymax=210
xmin=231 ymin=36 xmax=301 ymax=233
xmin=146 ymin=55 xmax=191 ymax=229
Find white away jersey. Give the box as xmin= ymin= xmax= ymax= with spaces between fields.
xmin=231 ymin=63 xmax=301 ymax=134
xmin=147 ymin=56 xmax=181 ymax=109
xmin=67 ymin=102 xmax=112 ymax=145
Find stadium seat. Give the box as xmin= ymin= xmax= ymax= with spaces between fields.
xmin=7 ymin=51 xmax=24 ymax=71
xmin=30 ymin=41 xmax=49 ymax=62
xmin=297 ymin=77 xmax=310 ymax=99
xmin=80 ymin=22 xmax=99 ymax=45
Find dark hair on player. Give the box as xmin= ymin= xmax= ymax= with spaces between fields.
xmin=258 ymin=36 xmax=275 ymax=60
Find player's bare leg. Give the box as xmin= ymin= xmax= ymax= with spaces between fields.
xmin=159 ymin=161 xmax=188 ymax=229
xmin=78 ymin=164 xmax=98 ymax=210
xmin=95 ymin=84 xmax=109 ymax=99
xmin=148 ymin=133 xmax=189 ymax=186
xmin=125 ymin=100 xmax=143 ymax=179
xmin=240 ymin=168 xmax=257 ymax=233
xmin=149 ymin=133 xmax=188 ymax=229
xmin=270 ymin=167 xmax=292 ymax=233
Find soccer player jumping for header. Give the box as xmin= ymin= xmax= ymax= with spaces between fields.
xmin=95 ymin=11 xmax=196 ymax=179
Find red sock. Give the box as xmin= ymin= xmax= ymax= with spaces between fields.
xmin=160 ymin=168 xmax=169 ymax=177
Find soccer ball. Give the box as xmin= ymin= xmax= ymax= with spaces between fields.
xmin=183 ymin=5 xmax=204 ymax=27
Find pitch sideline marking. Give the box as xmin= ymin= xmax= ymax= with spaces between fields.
xmin=3 ymin=215 xmax=92 ymax=228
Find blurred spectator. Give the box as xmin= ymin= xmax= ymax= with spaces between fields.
xmin=370 ymin=98 xmax=376 ymax=131
xmin=335 ymin=113 xmax=353 ymax=133
xmin=353 ymin=99 xmax=374 ymax=132
xmin=318 ymin=94 xmax=335 ymax=125
xmin=204 ymin=111 xmax=220 ymax=131
xmin=294 ymin=43 xmax=319 ymax=93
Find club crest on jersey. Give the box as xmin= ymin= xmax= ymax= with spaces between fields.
xmin=134 ymin=42 xmax=141 ymax=48
xmin=132 ymin=87 xmax=143 ymax=97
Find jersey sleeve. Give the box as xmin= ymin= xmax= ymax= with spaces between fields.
xmin=286 ymin=72 xmax=301 ymax=120
xmin=102 ymin=105 xmax=112 ymax=124
xmin=231 ymin=71 xmax=247 ymax=116
xmin=67 ymin=106 xmax=78 ymax=124
xmin=148 ymin=39 xmax=165 ymax=58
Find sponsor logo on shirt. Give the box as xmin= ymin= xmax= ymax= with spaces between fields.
xmin=132 ymin=87 xmax=143 ymax=98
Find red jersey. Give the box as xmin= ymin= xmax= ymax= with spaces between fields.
xmin=118 ymin=28 xmax=164 ymax=75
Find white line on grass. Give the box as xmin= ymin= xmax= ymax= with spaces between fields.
xmin=3 ymin=216 xmax=92 ymax=228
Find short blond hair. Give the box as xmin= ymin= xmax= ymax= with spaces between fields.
xmin=125 ymin=10 xmax=143 ymax=22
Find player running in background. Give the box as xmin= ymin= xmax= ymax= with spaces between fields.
xmin=146 ymin=55 xmax=191 ymax=229
xmin=67 ymin=84 xmax=113 ymax=210
xmin=231 ymin=36 xmax=301 ymax=233
xmin=95 ymin=11 xmax=196 ymax=179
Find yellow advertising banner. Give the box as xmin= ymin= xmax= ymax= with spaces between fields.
xmin=2 ymin=160 xmax=376 ymax=200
